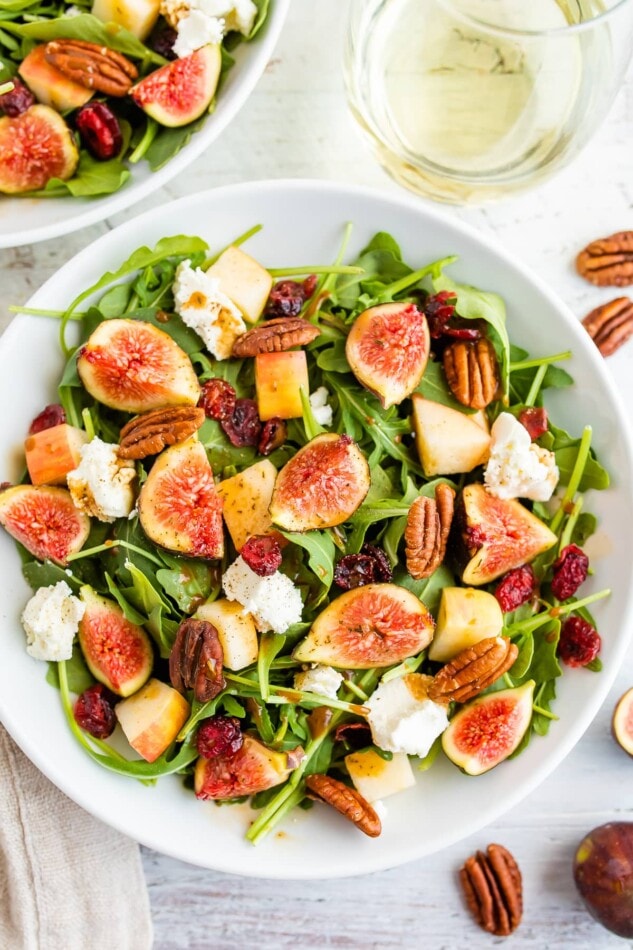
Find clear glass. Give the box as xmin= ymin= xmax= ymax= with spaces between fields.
xmin=344 ymin=0 xmax=633 ymax=203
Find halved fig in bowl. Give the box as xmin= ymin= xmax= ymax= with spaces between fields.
xmin=78 ymin=587 xmax=153 ymax=697
xmin=0 ymin=484 xmax=90 ymax=565
xmin=345 ymin=302 xmax=430 ymax=408
xmin=613 ymin=687 xmax=633 ymax=757
xmin=269 ymin=433 xmax=370 ymax=531
xmin=77 ymin=319 xmax=200 ymax=413
xmin=453 ymin=483 xmax=557 ymax=585
xmin=293 ymin=583 xmax=435 ymax=668
xmin=194 ymin=734 xmax=303 ymax=799
xmin=131 ymin=44 xmax=222 ymax=127
xmin=138 ymin=437 xmax=224 ymax=559
xmin=0 ymin=105 xmax=78 ymax=194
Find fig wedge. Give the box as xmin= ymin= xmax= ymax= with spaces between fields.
xmin=294 ymin=583 xmax=435 ymax=669
xmin=0 ymin=484 xmax=90 ymax=565
xmin=194 ymin=734 xmax=303 ymax=800
xmin=131 ymin=45 xmax=221 ymax=127
xmin=138 ymin=438 xmax=224 ymax=559
xmin=78 ymin=587 xmax=153 ymax=697
xmin=77 ymin=318 xmax=200 ymax=413
xmin=0 ymin=105 xmax=79 ymax=194
xmin=613 ymin=687 xmax=633 ymax=757
xmin=269 ymin=433 xmax=370 ymax=531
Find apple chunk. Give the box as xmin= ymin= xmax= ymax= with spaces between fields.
xmin=115 ymin=678 xmax=190 ymax=763
xmin=195 ymin=598 xmax=258 ymax=671
xmin=255 ymin=350 xmax=309 ymax=421
xmin=207 ymin=246 xmax=273 ymax=323
xmin=92 ymin=0 xmax=160 ymax=39
xmin=411 ymin=394 xmax=491 ymax=476
xmin=19 ymin=46 xmax=93 ymax=112
xmin=428 ymin=587 xmax=503 ymax=662
xmin=346 ymin=749 xmax=415 ymax=803
xmin=25 ymin=423 xmax=89 ymax=486
xmin=216 ymin=458 xmax=277 ymax=551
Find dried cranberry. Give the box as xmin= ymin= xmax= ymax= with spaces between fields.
xmin=241 ymin=535 xmax=282 ymax=576
xmin=199 ymin=378 xmax=237 ymax=421
xmin=443 ymin=325 xmax=481 ymax=341
xmin=74 ymin=684 xmax=118 ymax=739
xmin=519 ymin=407 xmax=549 ymax=440
xmin=551 ymin=544 xmax=589 ymax=600
xmin=75 ymin=103 xmax=123 ymax=161
xmin=28 ymin=404 xmax=66 ymax=434
xmin=333 ymin=721 xmax=372 ymax=749
xmin=258 ymin=417 xmax=287 ymax=456
xmin=558 ymin=616 xmax=601 ymax=668
xmin=424 ymin=291 xmax=458 ymax=338
xmin=221 ymin=398 xmax=262 ymax=447
xmin=197 ymin=716 xmax=243 ymax=758
xmin=148 ymin=23 xmax=178 ymax=59
xmin=495 ymin=565 xmax=537 ymax=612
xmin=265 ymin=275 xmax=317 ymax=319
xmin=334 ymin=543 xmax=392 ymax=590
xmin=0 ymin=78 xmax=35 ymax=118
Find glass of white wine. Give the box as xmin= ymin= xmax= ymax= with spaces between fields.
xmin=344 ymin=0 xmax=633 ymax=203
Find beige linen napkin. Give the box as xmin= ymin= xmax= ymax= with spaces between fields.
xmin=0 ymin=723 xmax=153 ymax=950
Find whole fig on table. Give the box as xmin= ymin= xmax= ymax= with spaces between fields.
xmin=573 ymin=822 xmax=633 ymax=937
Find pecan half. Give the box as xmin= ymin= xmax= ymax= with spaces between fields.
xmin=118 ymin=406 xmax=205 ymax=460
xmin=44 ymin=40 xmax=138 ymax=96
xmin=231 ymin=317 xmax=320 ymax=357
xmin=169 ymin=619 xmax=225 ymax=703
xmin=305 ymin=774 xmax=381 ymax=837
xmin=576 ymin=231 xmax=633 ymax=286
xmin=405 ymin=482 xmax=455 ymax=579
xmin=443 ymin=337 xmax=499 ymax=409
xmin=428 ymin=636 xmax=518 ymax=704
xmin=460 ymin=843 xmax=523 ymax=937
xmin=581 ymin=296 xmax=633 ymax=357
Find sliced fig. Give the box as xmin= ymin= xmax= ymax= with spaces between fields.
xmin=194 ymin=734 xmax=303 ymax=800
xmin=138 ymin=438 xmax=224 ymax=559
xmin=130 ymin=44 xmax=221 ymax=128
xmin=613 ymin=687 xmax=633 ymax=757
xmin=269 ymin=433 xmax=370 ymax=531
xmin=453 ymin=483 xmax=557 ymax=585
xmin=0 ymin=105 xmax=78 ymax=195
xmin=0 ymin=484 xmax=90 ymax=565
xmin=78 ymin=587 xmax=153 ymax=697
xmin=441 ymin=680 xmax=535 ymax=775
xmin=77 ymin=318 xmax=200 ymax=413
xmin=293 ymin=583 xmax=435 ymax=669
xmin=345 ymin=303 xmax=430 ymax=409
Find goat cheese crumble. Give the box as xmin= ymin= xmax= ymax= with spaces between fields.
xmin=173 ymin=259 xmax=246 ymax=360
xmin=67 ymin=438 xmax=136 ymax=522
xmin=21 ymin=581 xmax=85 ymax=662
xmin=294 ymin=665 xmax=343 ymax=699
xmin=222 ymin=555 xmax=303 ymax=634
xmin=163 ymin=0 xmax=257 ymax=58
xmin=309 ymin=387 xmax=333 ymax=427
xmin=366 ymin=675 xmax=449 ymax=758
xmin=484 ymin=412 xmax=559 ymax=502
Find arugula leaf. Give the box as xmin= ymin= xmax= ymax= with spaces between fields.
xmin=281 ymin=530 xmax=336 ymax=596
xmin=542 ymin=422 xmax=610 ymax=491
xmin=8 ymin=15 xmax=165 ymax=64
xmin=416 ymin=359 xmax=475 ymax=413
xmin=23 ymin=560 xmax=81 ymax=592
xmin=27 ymin=153 xmax=130 ymax=198
xmin=46 ymin=645 xmax=94 ymax=694
xmin=395 ymin=563 xmax=454 ymax=615
xmin=156 ymin=555 xmax=217 ymax=614
xmin=249 ymin=0 xmax=271 ymax=37
xmin=145 ymin=116 xmax=206 ymax=171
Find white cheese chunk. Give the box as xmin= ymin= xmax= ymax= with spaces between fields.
xmin=21 ymin=581 xmax=85 ymax=662
xmin=294 ymin=664 xmax=343 ymax=699
xmin=197 ymin=0 xmax=257 ymax=33
xmin=173 ymin=259 xmax=246 ymax=360
xmin=367 ymin=675 xmax=449 ymax=758
xmin=67 ymin=438 xmax=136 ymax=523
xmin=309 ymin=386 xmax=333 ymax=427
xmin=173 ymin=11 xmax=224 ymax=57
xmin=222 ymin=555 xmax=303 ymax=634
xmin=484 ymin=411 xmax=559 ymax=502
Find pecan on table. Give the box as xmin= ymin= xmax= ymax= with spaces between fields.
xmin=305 ymin=774 xmax=381 ymax=837
xmin=428 ymin=636 xmax=518 ymax=704
xmin=460 ymin=843 xmax=523 ymax=937
xmin=576 ymin=231 xmax=633 ymax=286
xmin=581 ymin=296 xmax=633 ymax=357
xmin=118 ymin=406 xmax=205 ymax=460
xmin=405 ymin=482 xmax=455 ymax=580
xmin=443 ymin=337 xmax=499 ymax=409
xmin=169 ymin=619 xmax=225 ymax=703
xmin=231 ymin=317 xmax=320 ymax=357
xmin=44 ymin=40 xmax=138 ymax=96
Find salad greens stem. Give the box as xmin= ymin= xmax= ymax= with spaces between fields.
xmin=319 ymin=222 xmax=354 ymax=295
xmin=507 ymin=588 xmax=611 ymax=636
xmin=8 ymin=306 xmax=85 ymax=320
xmin=267 ymin=265 xmax=363 ymax=277
xmin=378 ymin=258 xmax=457 ymax=302
xmin=342 ymin=680 xmax=369 ymax=702
xmin=202 ymin=224 xmax=263 ymax=269
xmin=81 ymin=408 xmax=95 ymax=441
xmin=66 ymin=539 xmax=165 ymax=567
xmin=559 ymin=497 xmax=583 ymax=553
xmin=550 ymin=425 xmax=592 ymax=534
xmin=0 ymin=81 xmax=14 ymax=95
xmin=128 ymin=118 xmax=158 ymax=164
xmin=509 ymin=351 xmax=571 ymax=372
xmin=533 ymin=704 xmax=559 ymax=720
xmin=524 ymin=363 xmax=548 ymax=408
xmin=223 ymin=673 xmax=367 ymax=716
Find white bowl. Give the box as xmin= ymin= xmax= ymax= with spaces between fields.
xmin=1 ymin=180 xmax=632 ymax=879
xmin=0 ymin=4 xmax=290 ymax=249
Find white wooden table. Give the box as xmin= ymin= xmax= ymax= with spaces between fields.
xmin=2 ymin=2 xmax=633 ymax=946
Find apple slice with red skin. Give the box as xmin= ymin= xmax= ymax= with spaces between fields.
xmin=346 ymin=302 xmax=430 ymax=408
xmin=0 ymin=484 xmax=90 ymax=565
xmin=194 ymin=734 xmax=304 ymax=799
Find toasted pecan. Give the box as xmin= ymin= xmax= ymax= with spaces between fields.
xmin=169 ymin=619 xmax=225 ymax=703
xmin=443 ymin=337 xmax=499 ymax=409
xmin=118 ymin=406 xmax=205 ymax=460
xmin=460 ymin=843 xmax=522 ymax=937
xmin=405 ymin=482 xmax=455 ymax=580
xmin=44 ymin=39 xmax=138 ymax=96
xmin=582 ymin=296 xmax=633 ymax=357
xmin=576 ymin=231 xmax=633 ymax=286
xmin=428 ymin=636 xmax=518 ymax=704
xmin=305 ymin=774 xmax=381 ymax=837
xmin=232 ymin=317 xmax=320 ymax=357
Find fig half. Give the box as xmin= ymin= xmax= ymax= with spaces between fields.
xmin=269 ymin=433 xmax=370 ymax=531
xmin=131 ymin=45 xmax=221 ymax=127
xmin=0 ymin=484 xmax=90 ymax=565
xmin=77 ymin=319 xmax=200 ymax=413
xmin=0 ymin=105 xmax=78 ymax=194
xmin=574 ymin=822 xmax=633 ymax=938
xmin=194 ymin=734 xmax=303 ymax=800
xmin=441 ymin=680 xmax=534 ymax=775
xmin=138 ymin=438 xmax=224 ymax=559
xmin=345 ymin=302 xmax=430 ymax=408
xmin=293 ymin=583 xmax=435 ymax=669
xmin=78 ymin=587 xmax=153 ymax=697
xmin=453 ymin=483 xmax=557 ymax=585
xmin=613 ymin=687 xmax=633 ymax=757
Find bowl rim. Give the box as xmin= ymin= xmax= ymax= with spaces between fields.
xmin=2 ymin=178 xmax=633 ymax=878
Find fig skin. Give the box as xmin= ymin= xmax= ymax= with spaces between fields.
xmin=0 ymin=484 xmax=90 ymax=565
xmin=612 ymin=687 xmax=633 ymax=757
xmin=131 ymin=45 xmax=222 ymax=127
xmin=574 ymin=822 xmax=633 ymax=937
xmin=194 ymin=734 xmax=303 ymax=800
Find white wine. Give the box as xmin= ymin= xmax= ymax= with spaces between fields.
xmin=346 ymin=0 xmax=614 ymax=201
